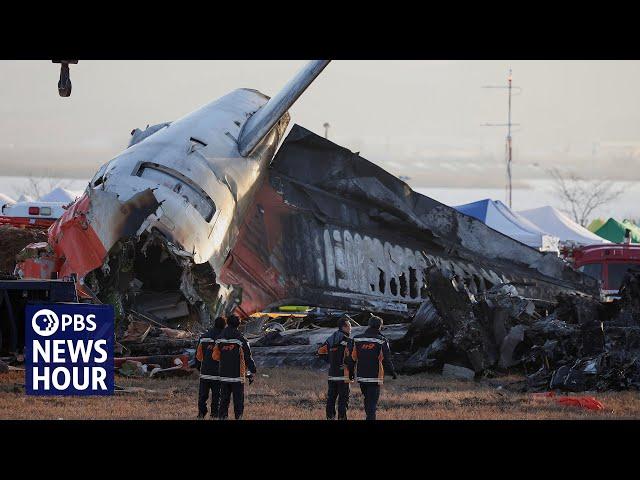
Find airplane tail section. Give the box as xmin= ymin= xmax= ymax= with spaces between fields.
xmin=238 ymin=60 xmax=330 ymax=157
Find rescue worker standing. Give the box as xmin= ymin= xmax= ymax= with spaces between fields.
xmin=350 ymin=315 xmax=397 ymax=420
xmin=212 ymin=315 xmax=257 ymax=420
xmin=196 ymin=316 xmax=226 ymax=419
xmin=317 ymin=316 xmax=353 ymax=420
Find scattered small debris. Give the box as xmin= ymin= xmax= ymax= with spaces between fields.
xmin=114 ymin=384 xmax=157 ymax=394
xmin=116 ymin=354 xmax=192 ymax=378
xmin=531 ymin=391 xmax=604 ymax=411
xmin=442 ymin=363 xmax=475 ymax=381
xmin=556 ymin=396 xmax=604 ymax=411
xmin=118 ymin=360 xmax=148 ymax=378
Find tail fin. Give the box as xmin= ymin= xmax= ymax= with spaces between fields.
xmin=238 ymin=60 xmax=330 ymax=157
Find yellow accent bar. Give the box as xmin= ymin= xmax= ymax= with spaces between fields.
xmin=278 ymin=305 xmax=312 ymax=312
xmin=248 ymin=312 xmax=308 ymax=318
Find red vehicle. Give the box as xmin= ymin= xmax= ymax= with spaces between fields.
xmin=572 ymin=243 xmax=640 ymax=297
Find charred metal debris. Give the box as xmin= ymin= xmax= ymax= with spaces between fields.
xmin=393 ymin=266 xmax=640 ymax=392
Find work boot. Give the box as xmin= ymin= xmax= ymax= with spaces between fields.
xmin=197 ymin=413 xmax=206 ymax=419
xmin=326 ymin=416 xmax=335 ymax=420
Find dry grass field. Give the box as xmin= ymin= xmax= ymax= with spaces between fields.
xmin=1 ymin=367 xmax=640 ymax=420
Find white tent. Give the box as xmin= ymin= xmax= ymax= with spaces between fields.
xmin=37 ymin=187 xmax=82 ymax=203
xmin=455 ymin=198 xmax=560 ymax=252
xmin=517 ymin=206 xmax=609 ymax=246
xmin=0 ymin=193 xmax=15 ymax=205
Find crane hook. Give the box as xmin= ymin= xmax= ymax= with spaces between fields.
xmin=52 ymin=60 xmax=78 ymax=97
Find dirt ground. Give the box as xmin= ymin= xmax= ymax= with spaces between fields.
xmin=1 ymin=367 xmax=639 ymax=420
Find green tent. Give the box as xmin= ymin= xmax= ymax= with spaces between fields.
xmin=594 ymin=218 xmax=640 ymax=243
xmin=588 ymin=218 xmax=605 ymax=233
xmin=623 ymin=219 xmax=640 ymax=231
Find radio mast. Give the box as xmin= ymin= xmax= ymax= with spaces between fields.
xmin=482 ymin=69 xmax=521 ymax=208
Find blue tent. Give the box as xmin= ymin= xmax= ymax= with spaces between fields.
xmin=455 ymin=199 xmax=559 ymax=251
xmin=456 ymin=199 xmax=491 ymax=221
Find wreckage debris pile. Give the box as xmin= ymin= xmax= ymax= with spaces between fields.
xmin=0 ymin=226 xmax=48 ymax=274
xmin=118 ymin=318 xmax=198 ymax=356
xmin=113 ymin=317 xmax=197 ymax=377
xmin=396 ymin=267 xmax=640 ymax=392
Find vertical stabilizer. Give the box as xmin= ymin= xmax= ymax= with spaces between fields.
xmin=238 ymin=60 xmax=330 ymax=156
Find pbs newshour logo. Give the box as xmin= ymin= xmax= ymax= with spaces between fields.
xmin=26 ymin=304 xmax=114 ymax=396
xmin=32 ymin=309 xmax=60 ymax=336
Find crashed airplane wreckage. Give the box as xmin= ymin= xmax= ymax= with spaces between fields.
xmin=15 ymin=60 xmax=597 ymax=334
xmin=13 ymin=60 xmax=613 ymax=388
xmin=16 ymin=123 xmax=598 ymax=329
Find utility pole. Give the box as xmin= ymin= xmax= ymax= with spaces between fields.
xmin=323 ymin=122 xmax=330 ymax=139
xmin=482 ymin=69 xmax=521 ymax=208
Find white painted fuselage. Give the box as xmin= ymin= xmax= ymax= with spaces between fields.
xmin=88 ymin=88 xmax=289 ymax=275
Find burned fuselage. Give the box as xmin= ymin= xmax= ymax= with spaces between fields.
xmin=220 ymin=126 xmax=599 ymax=320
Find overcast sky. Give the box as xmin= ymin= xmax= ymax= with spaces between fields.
xmin=1 ymin=60 xmax=639 ymax=187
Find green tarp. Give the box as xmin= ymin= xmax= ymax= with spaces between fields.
xmin=594 ymin=218 xmax=640 ymax=243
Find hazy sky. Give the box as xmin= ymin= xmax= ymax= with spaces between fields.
xmin=1 ymin=60 xmax=639 ymax=187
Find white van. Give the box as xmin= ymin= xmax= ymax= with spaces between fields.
xmin=0 ymin=201 xmax=67 ymax=227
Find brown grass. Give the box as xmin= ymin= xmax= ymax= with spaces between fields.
xmin=1 ymin=368 xmax=639 ymax=420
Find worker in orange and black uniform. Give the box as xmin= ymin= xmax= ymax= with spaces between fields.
xmin=196 ymin=316 xmax=226 ymax=419
xmin=212 ymin=315 xmax=257 ymax=420
xmin=350 ymin=315 xmax=397 ymax=420
xmin=317 ymin=315 xmax=354 ymax=420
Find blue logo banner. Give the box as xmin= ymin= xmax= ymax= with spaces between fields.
xmin=25 ymin=303 xmax=114 ymax=396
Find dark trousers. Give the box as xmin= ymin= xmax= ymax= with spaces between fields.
xmin=326 ymin=381 xmax=350 ymax=420
xmin=219 ymin=382 xmax=245 ymax=419
xmin=198 ymin=379 xmax=221 ymax=417
xmin=359 ymin=383 xmax=381 ymax=421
